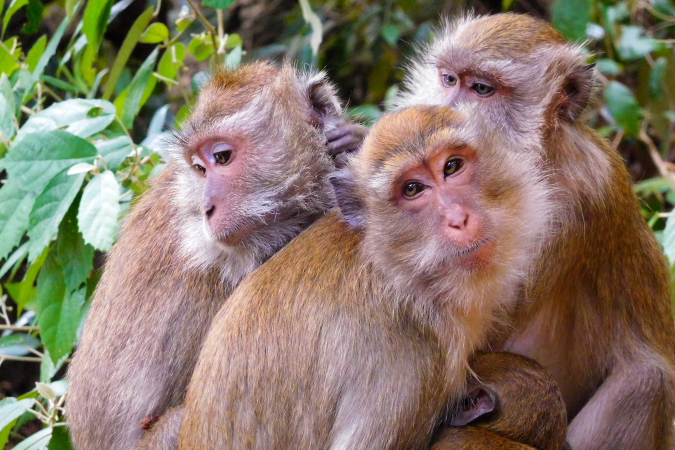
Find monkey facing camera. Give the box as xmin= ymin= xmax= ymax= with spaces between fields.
xmin=393 ymin=13 xmax=675 ymax=450
xmin=178 ymin=104 xmax=553 ymax=449
xmin=67 ymin=62 xmax=344 ymax=450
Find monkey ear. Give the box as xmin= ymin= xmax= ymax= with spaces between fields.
xmin=304 ymin=73 xmax=342 ymax=130
xmin=559 ymin=63 xmax=595 ymax=123
xmin=449 ymin=387 xmax=497 ymax=427
xmin=330 ymin=168 xmax=366 ymax=230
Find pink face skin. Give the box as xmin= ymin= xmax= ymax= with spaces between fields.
xmin=436 ymin=68 xmax=504 ymax=107
xmin=394 ymin=146 xmax=494 ymax=267
xmin=186 ymin=136 xmax=252 ymax=245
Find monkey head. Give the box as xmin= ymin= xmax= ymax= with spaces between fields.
xmin=395 ymin=14 xmax=595 ymax=139
xmin=171 ymin=62 xmax=341 ymax=276
xmin=331 ymin=105 xmax=551 ymax=301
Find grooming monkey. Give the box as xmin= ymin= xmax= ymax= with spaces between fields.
xmin=178 ymin=105 xmax=553 ymax=449
xmin=67 ymin=62 xmax=343 ymax=450
xmin=391 ymin=13 xmax=675 ymax=450
xmin=433 ymin=352 xmax=568 ymax=450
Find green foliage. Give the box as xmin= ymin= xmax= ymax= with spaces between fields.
xmin=1 ymin=0 xmax=675 ymax=447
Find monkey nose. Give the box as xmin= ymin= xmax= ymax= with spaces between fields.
xmin=204 ymin=203 xmax=215 ymax=219
xmin=445 ymin=204 xmax=469 ymax=230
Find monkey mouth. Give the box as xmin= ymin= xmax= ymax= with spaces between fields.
xmin=455 ymin=238 xmax=490 ymax=257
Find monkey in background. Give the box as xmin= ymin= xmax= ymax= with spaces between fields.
xmin=67 ymin=62 xmax=343 ymax=450
xmin=433 ymin=352 xmax=568 ymax=450
xmin=390 ymin=13 xmax=675 ymax=450
xmin=177 ymin=104 xmax=553 ymax=449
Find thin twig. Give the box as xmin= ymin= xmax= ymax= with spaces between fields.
xmin=639 ymin=125 xmax=675 ymax=189
xmin=0 ymin=325 xmax=40 ymax=332
xmin=185 ymin=0 xmax=221 ymax=65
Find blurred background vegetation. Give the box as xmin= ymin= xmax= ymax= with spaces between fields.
xmin=0 ymin=0 xmax=673 ymax=447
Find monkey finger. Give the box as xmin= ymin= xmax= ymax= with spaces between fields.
xmin=327 ymin=135 xmax=361 ymax=156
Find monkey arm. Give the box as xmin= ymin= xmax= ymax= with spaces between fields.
xmin=431 ymin=428 xmax=536 ymax=450
xmin=326 ymin=120 xmax=369 ymax=167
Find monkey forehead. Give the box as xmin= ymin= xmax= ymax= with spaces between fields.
xmin=356 ymin=106 xmax=479 ymax=174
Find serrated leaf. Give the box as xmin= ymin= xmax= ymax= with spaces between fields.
xmin=27 ymin=170 xmax=86 ymax=262
xmin=551 ymin=0 xmax=592 ymax=42
xmin=3 ymin=130 xmax=97 ymax=194
xmin=0 ymin=93 xmax=15 ymax=143
xmin=57 ymin=205 xmax=94 ymax=293
xmin=203 ymin=0 xmax=235 ymax=8
xmin=32 ymin=99 xmax=117 ymax=138
xmin=78 ymin=171 xmax=120 ymax=251
xmin=651 ymin=57 xmax=668 ymax=101
xmin=618 ymin=25 xmax=663 ymax=61
xmin=36 ymin=254 xmax=85 ymax=364
xmin=298 ymin=0 xmax=323 ymax=56
xmin=604 ymin=81 xmax=642 ymax=137
xmin=96 ymin=136 xmax=134 ymax=171
xmin=0 ymin=181 xmax=36 ymax=260
xmin=0 ymin=398 xmax=35 ymax=431
xmin=12 ymin=426 xmax=52 ymax=450
xmin=40 ymin=348 xmax=68 ymax=383
xmin=12 ymin=117 xmax=58 ymax=147
xmin=36 ymin=382 xmax=56 ymax=401
xmin=139 ymin=22 xmax=168 ymax=44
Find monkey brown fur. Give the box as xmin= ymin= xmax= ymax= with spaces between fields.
xmin=433 ymin=352 xmax=568 ymax=450
xmin=394 ymin=13 xmax=675 ymax=450
xmin=66 ymin=62 xmax=342 ymax=450
xmin=177 ymin=105 xmax=552 ymax=449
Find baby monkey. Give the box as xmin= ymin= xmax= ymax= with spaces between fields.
xmin=434 ymin=352 xmax=568 ymax=450
xmin=178 ymin=105 xmax=552 ymax=449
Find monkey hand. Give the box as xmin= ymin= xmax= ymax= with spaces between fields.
xmin=326 ymin=120 xmax=369 ymax=168
xmin=140 ymin=413 xmax=163 ymax=431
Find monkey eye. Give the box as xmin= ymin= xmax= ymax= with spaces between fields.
xmin=214 ymin=150 xmax=232 ymax=165
xmin=444 ymin=158 xmax=464 ymax=177
xmin=442 ymin=73 xmax=458 ymax=87
xmin=472 ymin=83 xmax=495 ymax=97
xmin=402 ymin=181 xmax=426 ymax=199
xmin=192 ymin=164 xmax=206 ymax=175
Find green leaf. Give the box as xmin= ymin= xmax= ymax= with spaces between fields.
xmin=651 ymin=57 xmax=668 ymax=101
xmin=96 ymin=136 xmax=133 ymax=171
xmin=618 ymin=25 xmax=663 ymax=61
xmin=25 ymin=35 xmax=46 ymax=72
xmin=0 ymin=335 xmax=23 ymax=349
xmin=225 ymin=45 xmax=242 ymax=69
xmin=0 ymin=74 xmax=15 ymax=116
xmin=102 ymin=6 xmax=154 ymax=101
xmin=157 ymin=42 xmax=186 ymax=81
xmin=203 ymin=0 xmax=235 ymax=8
xmin=551 ymin=0 xmax=592 ymax=42
xmin=0 ymin=93 xmax=14 ymax=141
xmin=22 ymin=0 xmax=43 ymax=35
xmin=27 ymin=170 xmax=86 ymax=262
xmin=36 ymin=253 xmax=85 ymax=363
xmin=347 ymin=105 xmax=382 ymax=126
xmin=0 ymin=41 xmax=20 ymax=77
xmin=5 ymin=245 xmax=47 ymax=311
xmin=654 ymin=0 xmax=675 ymax=15
xmin=604 ymin=81 xmax=642 ymax=137
xmin=2 ymin=0 xmax=28 ymax=36
xmin=17 ymin=99 xmax=117 ymax=139
xmin=298 ymin=0 xmax=323 ymax=56
xmin=31 ymin=12 xmax=70 ymax=84
xmin=188 ymin=35 xmax=214 ymax=62
xmin=0 ymin=398 xmax=35 ymax=431
xmin=139 ymin=22 xmax=168 ymax=44
xmin=78 ymin=171 xmax=120 ymax=251
xmin=595 ymin=58 xmax=622 ymax=75
xmin=380 ymin=24 xmax=401 ymax=47
xmin=57 ymin=206 xmax=94 ymax=293
xmin=664 ymin=213 xmax=675 ymax=266
xmin=0 ymin=181 xmax=36 ymax=259
xmin=48 ymin=425 xmax=74 ymax=450
xmin=40 ymin=348 xmax=68 ymax=383
xmin=12 ymin=426 xmax=52 ymax=450
xmin=225 ymin=34 xmax=242 ymax=49
xmin=3 ymin=130 xmax=97 ymax=194
xmin=118 ymin=47 xmax=158 ymax=128
xmin=82 ymin=0 xmax=114 ymax=85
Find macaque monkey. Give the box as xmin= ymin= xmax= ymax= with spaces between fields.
xmin=66 ymin=62 xmax=343 ymax=450
xmin=178 ymin=105 xmax=553 ymax=449
xmin=433 ymin=352 xmax=568 ymax=450
xmin=391 ymin=13 xmax=675 ymax=450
